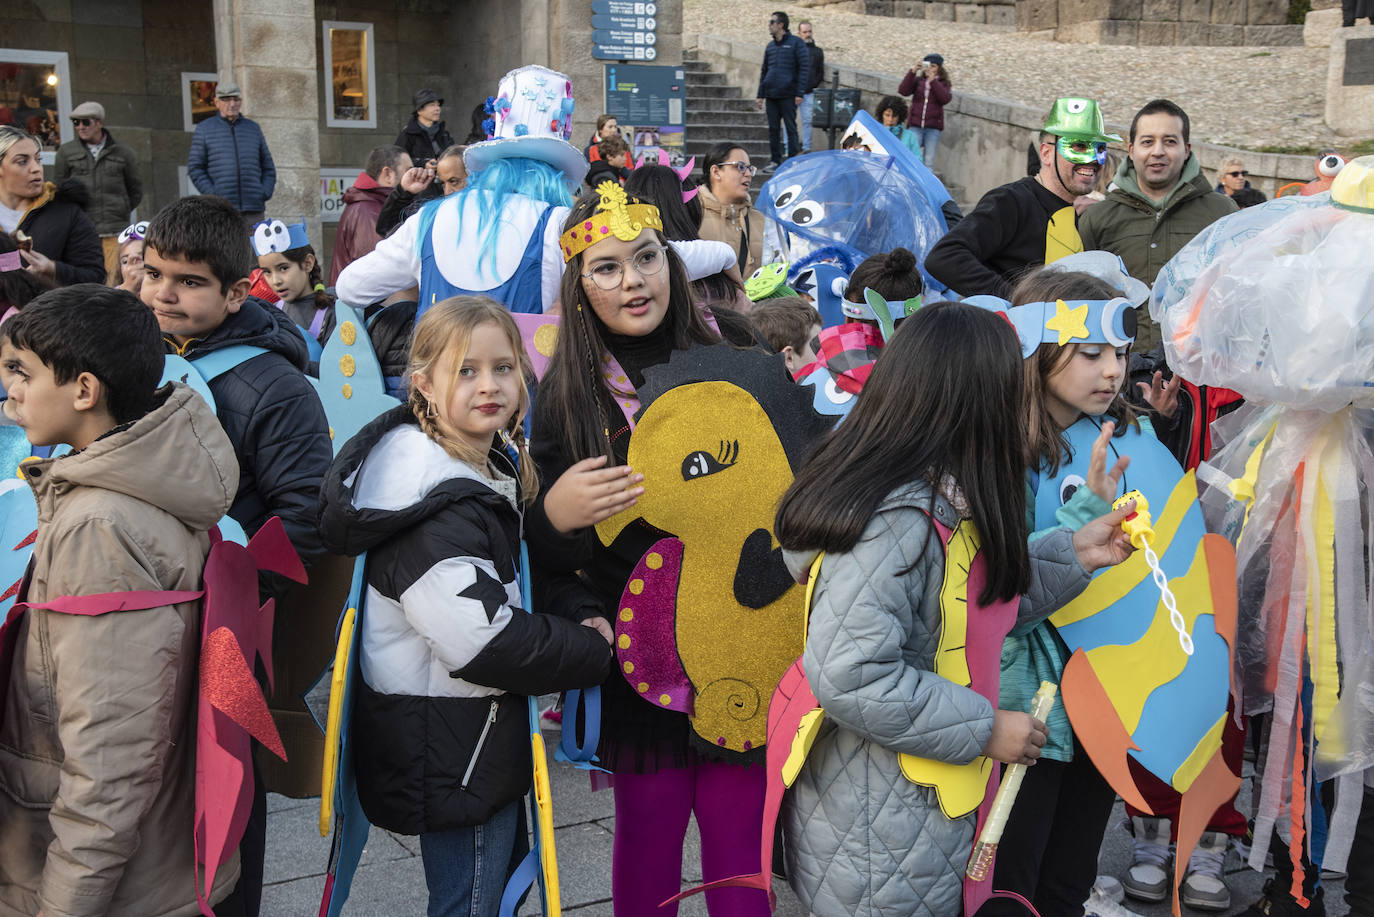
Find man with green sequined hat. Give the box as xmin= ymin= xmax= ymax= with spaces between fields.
xmin=925 ymin=95 xmax=1119 ymax=299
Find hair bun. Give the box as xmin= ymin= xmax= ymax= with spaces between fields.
xmin=887 ymin=247 xmax=917 ymax=274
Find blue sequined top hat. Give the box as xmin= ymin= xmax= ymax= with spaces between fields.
xmin=463 ymin=65 xmax=588 ymax=185
xmin=251 ymin=218 xmax=311 ymax=256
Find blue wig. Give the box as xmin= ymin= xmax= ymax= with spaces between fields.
xmin=436 ymin=157 xmax=576 ymax=278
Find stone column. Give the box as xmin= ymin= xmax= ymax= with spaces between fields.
xmin=213 ymin=0 xmax=321 ymax=243
xmin=1326 ymin=25 xmax=1374 ymax=136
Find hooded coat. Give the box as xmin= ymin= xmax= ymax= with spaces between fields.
xmin=168 ymin=297 xmax=332 ymax=570
xmin=328 ymin=172 xmax=391 ymax=284
xmin=780 ymin=481 xmax=1091 ymax=917
xmin=317 ymin=408 xmax=613 ymax=833
xmin=1077 ymin=154 xmax=1238 ymax=350
xmin=14 ymin=180 xmax=105 ymax=286
xmin=0 ymin=384 xmax=240 ymax=917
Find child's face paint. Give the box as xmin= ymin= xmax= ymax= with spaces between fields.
xmin=257 ymin=251 xmax=314 ymax=303
xmin=1045 ymin=343 xmax=1127 ymax=429
xmin=580 ymin=229 xmax=671 ymax=339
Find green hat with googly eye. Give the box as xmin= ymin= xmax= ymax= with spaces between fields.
xmin=1043 ymin=98 xmax=1122 ymax=144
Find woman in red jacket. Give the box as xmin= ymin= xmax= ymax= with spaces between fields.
xmin=897 ymin=53 xmax=952 ymax=171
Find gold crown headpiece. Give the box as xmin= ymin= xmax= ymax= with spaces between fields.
xmin=560 ymin=181 xmax=664 ymax=263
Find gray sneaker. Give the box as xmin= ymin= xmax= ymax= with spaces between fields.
xmin=1181 ymin=831 xmax=1232 ymax=911
xmin=1123 ymin=816 xmax=1172 ymax=903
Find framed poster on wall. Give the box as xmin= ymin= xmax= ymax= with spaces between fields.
xmin=0 ymin=49 xmax=72 ymax=165
xmin=182 ymin=72 xmax=219 ymax=132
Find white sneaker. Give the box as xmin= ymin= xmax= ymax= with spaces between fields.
xmin=1122 ymin=816 xmax=1172 ymax=902
xmin=1093 ymin=875 xmax=1125 ymax=903
xmin=1084 ymin=887 xmax=1146 ymax=917
xmin=1181 ymin=831 xmax=1232 ymax=911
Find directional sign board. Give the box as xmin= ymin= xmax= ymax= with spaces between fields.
xmin=592 ymin=0 xmax=659 ymax=60
xmin=604 ymin=64 xmax=685 ymax=128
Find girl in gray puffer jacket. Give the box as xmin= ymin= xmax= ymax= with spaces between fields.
xmin=773 ymin=302 xmax=1138 ymax=917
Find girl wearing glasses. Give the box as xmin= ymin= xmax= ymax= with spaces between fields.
xmin=698 ymin=142 xmax=765 ymax=276
xmin=529 ymin=187 xmax=771 ymax=917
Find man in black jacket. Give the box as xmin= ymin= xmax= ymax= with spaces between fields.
xmin=925 ymin=97 xmax=1119 ymax=299
xmin=798 ymin=21 xmax=825 ymax=154
xmin=755 ymin=11 xmax=810 ymax=171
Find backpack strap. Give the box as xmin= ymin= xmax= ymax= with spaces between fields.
xmin=189 ymin=344 xmax=272 ymax=383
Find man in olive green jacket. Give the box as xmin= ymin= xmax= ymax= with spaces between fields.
xmin=1078 ymin=99 xmax=1237 ymax=352
xmin=54 ymin=101 xmax=143 ymax=282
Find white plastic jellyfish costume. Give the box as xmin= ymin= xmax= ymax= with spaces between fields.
xmin=1150 ymin=158 xmax=1374 ymax=879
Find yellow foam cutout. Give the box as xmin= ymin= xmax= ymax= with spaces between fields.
xmin=1173 ymin=712 xmax=1228 ymax=793
xmin=1044 ymin=205 xmax=1085 ymax=264
xmin=1082 ymin=536 xmax=1215 ymax=734
xmin=898 ymin=518 xmax=994 ymax=819
xmin=318 ymin=605 xmax=357 ymax=837
xmin=1051 ymin=471 xmax=1197 ymax=629
xmin=782 ymin=709 xmax=826 ymax=786
xmin=900 ymin=755 xmax=995 ymax=819
xmin=595 ymin=382 xmax=805 ymax=752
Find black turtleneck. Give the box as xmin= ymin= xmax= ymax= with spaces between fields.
xmin=602 ymin=323 xmax=673 ymax=389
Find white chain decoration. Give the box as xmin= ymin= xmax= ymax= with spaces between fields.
xmin=1138 ymin=538 xmax=1193 ymax=656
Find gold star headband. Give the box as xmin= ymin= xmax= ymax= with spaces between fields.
xmin=560 ymin=181 xmax=665 ymax=262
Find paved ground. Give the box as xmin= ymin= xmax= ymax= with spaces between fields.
xmin=685 ymin=0 xmax=1347 ymax=150
xmin=261 ymin=722 xmax=1348 ymax=916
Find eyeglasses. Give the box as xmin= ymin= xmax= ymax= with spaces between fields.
xmin=1225 ymin=170 xmax=1249 ymax=177
xmin=581 ymin=246 xmax=668 ymax=290
xmin=71 ymin=118 xmax=95 ymax=127
xmin=1056 ymin=137 xmax=1107 ymax=166
xmin=717 ymin=161 xmax=757 ymax=177
xmin=118 ymin=221 xmax=149 ymax=244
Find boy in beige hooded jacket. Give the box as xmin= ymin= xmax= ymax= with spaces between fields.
xmin=0 ymin=285 xmax=240 ymax=917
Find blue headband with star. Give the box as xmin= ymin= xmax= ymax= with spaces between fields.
xmin=967 ymin=295 xmax=1137 ymax=359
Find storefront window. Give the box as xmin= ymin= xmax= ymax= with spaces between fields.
xmin=322 ymin=21 xmax=376 ymax=129
xmin=0 ymin=49 xmax=72 ymax=164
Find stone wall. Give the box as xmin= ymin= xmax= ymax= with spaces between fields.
xmin=688 ymin=31 xmax=1317 ymax=207
xmin=837 ymin=0 xmax=1019 ymax=26
xmin=1018 ymin=0 xmax=1305 ymax=45
xmin=8 ymin=0 xmax=217 ymax=219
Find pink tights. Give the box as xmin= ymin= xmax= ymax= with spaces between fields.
xmin=611 ymin=757 xmax=771 ymax=917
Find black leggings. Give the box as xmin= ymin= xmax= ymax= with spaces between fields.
xmin=975 ymin=738 xmax=1118 ymax=917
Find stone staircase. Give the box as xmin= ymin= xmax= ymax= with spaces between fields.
xmin=683 ymin=49 xmax=773 ymax=165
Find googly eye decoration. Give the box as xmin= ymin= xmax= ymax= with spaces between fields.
xmin=252 ymin=219 xmax=291 ymax=256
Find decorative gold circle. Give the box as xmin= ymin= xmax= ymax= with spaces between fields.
xmin=340 ymin=321 xmax=357 ymax=345
xmin=659 ymin=694 xmax=672 ymax=706
xmin=628 ymin=578 xmax=644 ymax=595
xmin=620 ymin=607 xmax=634 ymax=622
xmin=617 ymin=634 xmax=631 ymax=649
xmin=645 ymin=553 xmax=662 ymax=570
xmin=340 ymin=354 xmax=356 ymax=377
xmin=341 ymin=383 xmax=353 ymax=399
xmin=623 ymin=661 xmax=634 ymax=674
xmin=637 ymin=682 xmax=649 ymax=693
xmin=533 ymin=324 xmax=559 ymax=357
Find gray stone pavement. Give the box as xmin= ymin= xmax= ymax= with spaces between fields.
xmin=262 ymin=734 xmax=1348 ymax=917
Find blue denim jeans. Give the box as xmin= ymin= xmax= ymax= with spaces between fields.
xmin=419 ymin=798 xmax=524 ymax=917
xmin=918 ymin=127 xmax=942 ymax=169
xmin=800 ymin=92 xmax=815 ymax=152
